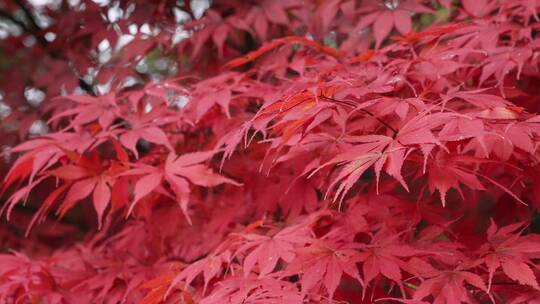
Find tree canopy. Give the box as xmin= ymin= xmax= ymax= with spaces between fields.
xmin=2 ymin=0 xmax=540 ymax=303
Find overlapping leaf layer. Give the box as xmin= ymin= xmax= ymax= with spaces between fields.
xmin=2 ymin=0 xmax=540 ymax=303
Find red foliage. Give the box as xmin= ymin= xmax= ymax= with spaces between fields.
xmin=2 ymin=0 xmax=540 ymax=303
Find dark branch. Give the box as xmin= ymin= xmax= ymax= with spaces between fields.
xmin=14 ymin=0 xmax=41 ymax=32
xmin=14 ymin=0 xmax=49 ymax=47
xmin=0 ymin=2 xmax=48 ymax=47
xmin=182 ymin=0 xmax=197 ymax=20
xmin=0 ymin=10 xmax=29 ymax=32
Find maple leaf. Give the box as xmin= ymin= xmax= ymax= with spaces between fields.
xmin=168 ymin=251 xmax=232 ymax=296
xmin=308 ymin=135 xmax=391 ymax=204
xmin=189 ymin=72 xmax=242 ymax=121
xmin=285 ymin=239 xmax=363 ymax=299
xmin=235 ymin=223 xmax=310 ymax=278
xmin=310 ymin=110 xmax=452 ymax=203
xmin=357 ymin=0 xmax=432 ymax=48
xmin=2 ymin=1 xmax=540 ymax=303
xmin=425 ymin=151 xmax=486 ymax=207
xmin=126 ymin=151 xmax=241 ymax=221
xmin=413 ymin=268 xmax=491 ymax=304
xmin=43 ymin=147 xmax=129 ymax=228
xmin=2 ymin=138 xmax=128 ymax=230
xmin=49 ymin=93 xmax=119 ymax=129
xmin=200 ymin=276 xmax=304 ymax=304
xmin=357 ymin=229 xmax=425 ymax=297
xmin=479 ymin=220 xmax=540 ymax=291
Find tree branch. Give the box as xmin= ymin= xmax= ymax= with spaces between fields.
xmin=0 ymin=10 xmax=29 ymax=32
xmin=14 ymin=0 xmax=41 ymax=32
xmin=0 ymin=3 xmax=48 ymax=47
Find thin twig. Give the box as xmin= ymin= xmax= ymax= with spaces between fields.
xmin=359 ymin=108 xmax=399 ymax=135
xmin=319 ymin=95 xmax=399 ymax=135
